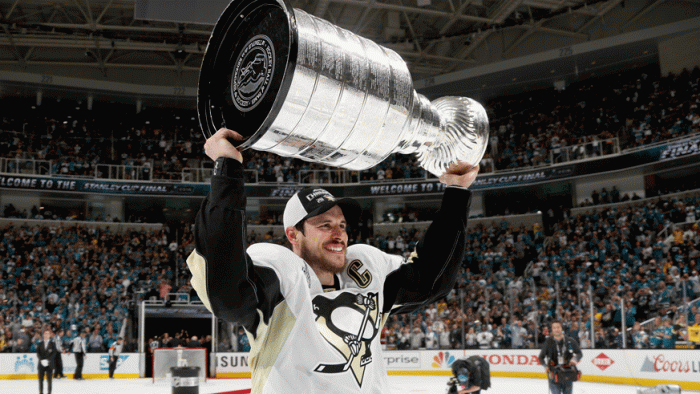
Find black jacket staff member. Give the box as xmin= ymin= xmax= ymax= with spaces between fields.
xmin=538 ymin=321 xmax=582 ymax=394
xmin=37 ymin=328 xmax=57 ymax=394
xmin=187 ymin=128 xmax=479 ymax=393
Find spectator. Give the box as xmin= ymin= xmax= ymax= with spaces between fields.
xmin=510 ymin=320 xmax=526 ymax=349
xmin=476 ymin=326 xmax=493 ymax=349
xmin=188 ymin=335 xmax=201 ymax=348
xmin=236 ymin=328 xmax=250 ymax=352
xmin=87 ymin=329 xmax=104 ymax=353
xmin=410 ymin=326 xmax=425 ymax=350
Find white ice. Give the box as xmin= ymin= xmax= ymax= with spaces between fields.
xmin=4 ymin=376 xmax=697 ymax=394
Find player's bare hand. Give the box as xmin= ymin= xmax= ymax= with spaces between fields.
xmin=204 ymin=128 xmax=244 ymax=163
xmin=439 ymin=162 xmax=479 ymax=189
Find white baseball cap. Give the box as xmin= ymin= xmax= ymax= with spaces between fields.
xmin=283 ymin=188 xmax=360 ymax=229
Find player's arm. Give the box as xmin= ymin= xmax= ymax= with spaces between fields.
xmin=383 ymin=163 xmax=478 ymax=314
xmin=187 ymin=129 xmax=283 ymax=333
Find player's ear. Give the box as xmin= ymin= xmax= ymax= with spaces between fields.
xmin=285 ymin=226 xmax=300 ymax=246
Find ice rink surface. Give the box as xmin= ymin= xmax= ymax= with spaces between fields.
xmin=4 ymin=376 xmax=698 ymax=394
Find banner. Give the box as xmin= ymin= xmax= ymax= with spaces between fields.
xmin=0 ymin=353 xmax=140 ymax=379
xmin=659 ymin=136 xmax=700 ymax=161
xmin=215 ymin=353 xmax=251 ymax=374
xmin=0 ymin=176 xmax=206 ymax=196
xmin=214 ymin=349 xmax=700 ymax=390
xmin=3 ymin=135 xmax=698 ymax=197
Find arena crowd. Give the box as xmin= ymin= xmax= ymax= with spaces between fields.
xmin=1 ymin=66 xmax=700 ymax=354
xmin=0 ymin=66 xmax=698 ymax=184
xmin=1 ymin=187 xmax=699 ymax=353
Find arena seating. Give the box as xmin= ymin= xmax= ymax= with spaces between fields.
xmin=1 ymin=66 xmax=698 ymax=182
xmin=1 ymin=66 xmax=700 ymax=353
xmin=1 ymin=187 xmax=698 ymax=352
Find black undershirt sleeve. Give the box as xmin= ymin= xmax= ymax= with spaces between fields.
xmin=192 ymin=158 xmax=283 ymax=334
xmin=383 ymin=187 xmax=471 ymax=314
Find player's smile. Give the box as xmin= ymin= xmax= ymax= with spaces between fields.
xmin=324 ymin=242 xmax=345 ymax=253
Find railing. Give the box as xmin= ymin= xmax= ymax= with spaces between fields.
xmin=374 ymin=211 xmax=543 ymax=234
xmin=573 ymin=188 xmax=700 ymax=218
xmin=658 ymin=219 xmax=699 ymax=240
xmin=0 ymin=133 xmax=695 ymax=185
xmin=0 ymin=217 xmax=163 ymax=233
xmin=95 ymin=163 xmax=153 ymax=181
xmin=181 ymin=167 xmax=259 ymax=183
xmin=140 ymin=292 xmax=203 ymax=305
xmin=182 ymin=167 xmax=213 ymax=183
xmin=635 ymin=295 xmax=700 ymax=345
xmin=299 ymin=169 xmax=359 ymax=184
xmin=622 ymin=130 xmax=700 ymax=154
xmin=550 ymin=137 xmax=620 ymax=164
xmin=0 ymin=157 xmax=52 ymax=175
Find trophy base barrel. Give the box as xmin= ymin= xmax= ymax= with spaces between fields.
xmin=414 ymin=97 xmax=489 ymax=177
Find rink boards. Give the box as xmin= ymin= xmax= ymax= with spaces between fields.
xmin=0 ymin=352 xmax=140 ymax=379
xmin=215 ymin=348 xmax=700 ymax=391
xmin=2 ymin=349 xmax=698 ymax=391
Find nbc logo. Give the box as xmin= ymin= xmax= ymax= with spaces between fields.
xmin=432 ymin=351 xmax=456 ymax=369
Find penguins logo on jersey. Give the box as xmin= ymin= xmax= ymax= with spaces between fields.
xmin=312 ymin=292 xmax=381 ymax=387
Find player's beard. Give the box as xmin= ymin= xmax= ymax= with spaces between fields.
xmin=299 ymin=238 xmax=347 ymax=275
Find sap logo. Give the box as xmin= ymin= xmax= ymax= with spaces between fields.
xmin=99 ymin=355 xmax=129 ymax=370
xmin=15 ymin=355 xmax=35 ymax=373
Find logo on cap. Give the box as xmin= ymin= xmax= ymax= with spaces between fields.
xmin=305 ymin=189 xmax=333 ymax=201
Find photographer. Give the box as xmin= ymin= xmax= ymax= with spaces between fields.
xmin=448 ymin=355 xmax=491 ymax=394
xmin=538 ymin=321 xmax=582 ymax=394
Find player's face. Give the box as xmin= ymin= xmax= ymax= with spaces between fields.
xmin=43 ymin=330 xmax=51 ymax=341
xmin=299 ymin=206 xmax=348 ymax=275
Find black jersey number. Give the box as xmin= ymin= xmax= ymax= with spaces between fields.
xmin=348 ymin=260 xmax=372 ymax=288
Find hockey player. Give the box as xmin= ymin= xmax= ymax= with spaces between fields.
xmin=187 ymin=128 xmax=479 ymax=393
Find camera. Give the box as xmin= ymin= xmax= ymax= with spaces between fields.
xmin=446 ymin=377 xmax=459 ymax=394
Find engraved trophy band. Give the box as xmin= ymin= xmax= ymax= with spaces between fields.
xmin=198 ymin=0 xmax=489 ymax=176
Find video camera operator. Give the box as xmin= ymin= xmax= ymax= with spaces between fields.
xmin=447 ymin=355 xmax=491 ymax=394
xmin=538 ymin=321 xmax=582 ymax=394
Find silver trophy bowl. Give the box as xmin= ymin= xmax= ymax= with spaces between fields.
xmin=198 ymin=0 xmax=489 ymax=176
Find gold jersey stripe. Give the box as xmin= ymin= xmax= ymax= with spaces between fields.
xmin=248 ymin=302 xmax=296 ymax=392
xmin=186 ymin=250 xmax=213 ymax=313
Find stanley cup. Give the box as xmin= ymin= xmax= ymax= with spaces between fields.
xmin=198 ymin=0 xmax=489 ymax=176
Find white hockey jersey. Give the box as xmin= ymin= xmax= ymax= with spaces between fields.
xmin=188 ymin=242 xmax=404 ymax=393
xmin=249 ymin=242 xmax=402 ymax=393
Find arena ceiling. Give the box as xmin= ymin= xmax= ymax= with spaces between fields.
xmin=0 ymin=0 xmax=699 ymax=97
